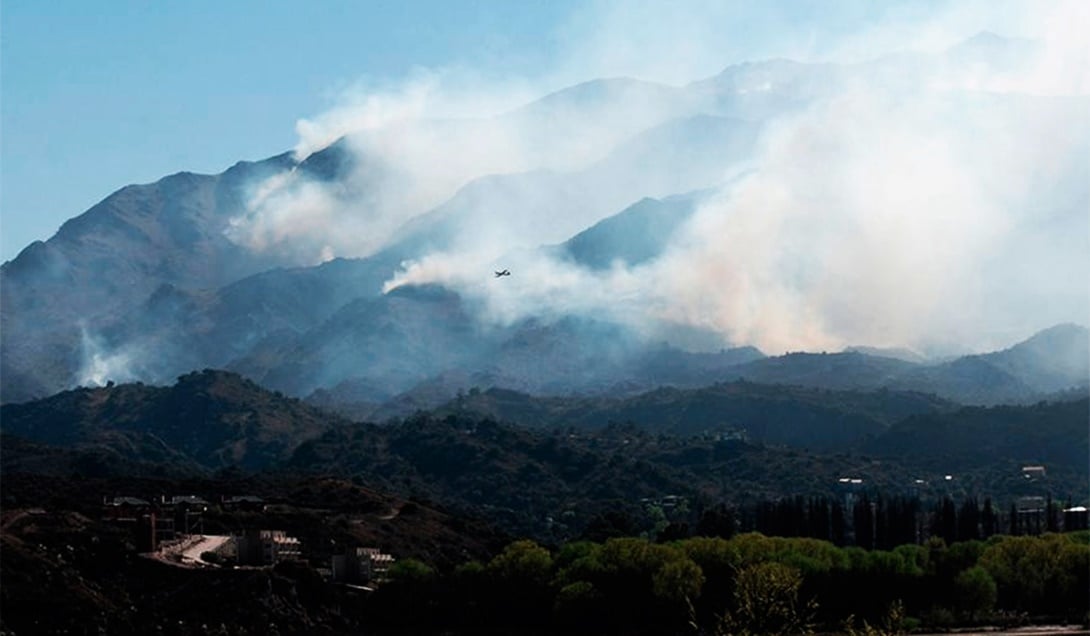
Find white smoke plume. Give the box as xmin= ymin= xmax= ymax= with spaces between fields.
xmin=77 ymin=325 xmax=146 ymax=388
xmin=231 ymin=0 xmax=1090 ymax=355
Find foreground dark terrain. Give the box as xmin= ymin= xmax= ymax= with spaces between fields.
xmin=1 ymin=370 xmax=1087 ymax=634
xmin=1 ymin=476 xmax=1087 ymax=635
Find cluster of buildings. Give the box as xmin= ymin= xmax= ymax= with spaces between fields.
xmin=102 ymin=494 xmax=236 ymax=551
xmin=330 ymin=547 xmax=397 ymax=585
xmin=100 ymin=494 xmax=397 ymax=584
xmin=639 ymin=494 xmax=688 ymax=512
xmin=233 ymin=529 xmax=303 ymax=565
xmin=832 ymin=464 xmax=1089 ymax=534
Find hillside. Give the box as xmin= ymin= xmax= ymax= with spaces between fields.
xmin=714 ymin=325 xmax=1089 ymax=405
xmin=3 ymin=372 xmax=1086 ymax=541
xmin=285 ymin=415 xmax=891 ymax=538
xmin=289 ymin=397 xmax=1089 ymax=537
xmin=0 ymin=369 xmax=341 ymax=471
xmin=0 ymin=154 xmax=297 ymax=403
xmin=863 ymin=398 xmax=1090 ymax=470
xmin=314 ymin=325 xmax=1087 ymax=420
xmin=0 ymin=473 xmax=510 ymax=635
xmin=429 ymin=381 xmax=957 ymax=450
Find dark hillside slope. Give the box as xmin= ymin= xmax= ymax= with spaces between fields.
xmin=861 ymin=398 xmax=1089 ymax=486
xmin=717 ymin=324 xmax=1089 ymax=405
xmin=435 ymin=382 xmax=956 ymax=450
xmin=724 ymin=352 xmax=918 ymax=390
xmin=0 ymin=433 xmax=203 ymax=478
xmin=891 ymin=356 xmax=1036 ymax=405
xmin=286 ymin=415 xmax=885 ymax=538
xmin=558 ymin=194 xmax=701 ymax=270
xmin=0 ymin=370 xmax=340 ymax=470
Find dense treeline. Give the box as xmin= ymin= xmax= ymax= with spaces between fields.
xmin=285 ymin=409 xmax=1088 ymax=541
xmin=365 ymin=532 xmax=1090 ymax=635
xmin=681 ymin=493 xmax=1086 ymax=551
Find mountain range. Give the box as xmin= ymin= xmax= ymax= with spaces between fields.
xmin=2 ymin=33 xmax=1087 ymax=411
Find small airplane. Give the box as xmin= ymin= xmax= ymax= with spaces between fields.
xmin=494 ymin=269 xmax=511 ymax=278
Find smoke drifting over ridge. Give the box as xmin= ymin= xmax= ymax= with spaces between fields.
xmin=227 ymin=1 xmax=1089 ymax=356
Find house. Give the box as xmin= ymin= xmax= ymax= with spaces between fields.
xmin=1063 ymin=506 xmax=1088 ymax=531
xmin=1015 ymin=496 xmax=1047 ymax=534
xmin=1015 ymin=496 xmax=1046 ymax=513
xmin=332 ymin=549 xmax=374 ymax=584
xmin=165 ymin=495 xmax=209 ymax=507
xmin=102 ymin=496 xmax=174 ymax=551
xmin=331 ymin=547 xmax=396 ymax=584
xmin=222 ymin=495 xmax=267 ymax=512
xmin=358 ymin=547 xmax=396 ymax=577
xmin=162 ymin=495 xmax=208 ymax=534
xmin=234 ymin=529 xmax=303 ymax=566
xmin=102 ymin=496 xmax=152 ymax=520
xmin=1021 ymin=465 xmax=1047 ymax=480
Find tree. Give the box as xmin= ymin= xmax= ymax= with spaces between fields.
xmin=854 ymin=495 xmax=875 ymax=550
xmin=652 ymin=558 xmax=705 ymax=604
xmin=553 ymin=580 xmax=604 ymax=629
xmin=981 ymin=498 xmax=997 ymax=538
xmin=582 ymin=510 xmax=639 ymax=542
xmin=658 ymin=521 xmax=691 ymax=543
xmin=697 ymin=504 xmax=737 ymax=539
xmin=978 ymin=534 xmax=1081 ymax=613
xmin=388 ymin=558 xmax=435 ymax=583
xmin=485 ymin=540 xmax=555 ymax=626
xmin=958 ymin=497 xmax=980 ymax=542
xmin=725 ymin=562 xmax=815 ymax=635
xmin=932 ymin=498 xmax=958 ymax=545
xmin=831 ymin=500 xmax=848 ymax=546
xmin=1046 ymin=493 xmax=1059 ymax=533
xmin=487 ymin=539 xmax=553 ymax=587
xmin=954 ymin=566 xmax=997 ymax=621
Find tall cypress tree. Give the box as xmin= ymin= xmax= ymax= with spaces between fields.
xmin=831 ymin=499 xmax=847 ymax=546
xmin=981 ymin=498 xmax=997 ymax=538
xmin=854 ymin=494 xmax=874 ymax=549
xmin=958 ymin=497 xmax=980 ymax=541
xmin=931 ymin=498 xmax=959 ymax=544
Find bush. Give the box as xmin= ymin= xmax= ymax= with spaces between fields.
xmin=726 ymin=562 xmax=815 ymax=635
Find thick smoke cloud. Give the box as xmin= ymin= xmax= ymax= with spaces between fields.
xmin=227 ymin=0 xmax=1089 ymax=356
xmin=653 ymin=90 xmax=1085 ymax=354
xmin=77 ymin=325 xmax=146 ymax=387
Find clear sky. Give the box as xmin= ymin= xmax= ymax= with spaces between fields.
xmin=0 ymin=0 xmax=1053 ymax=262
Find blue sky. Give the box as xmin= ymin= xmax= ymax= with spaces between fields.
xmin=0 ymin=0 xmax=1048 ymax=261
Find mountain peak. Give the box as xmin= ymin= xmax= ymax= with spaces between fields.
xmin=962 ymin=30 xmax=1008 ymax=46
xmin=982 ymin=323 xmax=1090 ymax=393
xmin=1009 ymin=323 xmax=1089 ymax=355
xmin=945 ymin=30 xmax=1039 ymax=67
